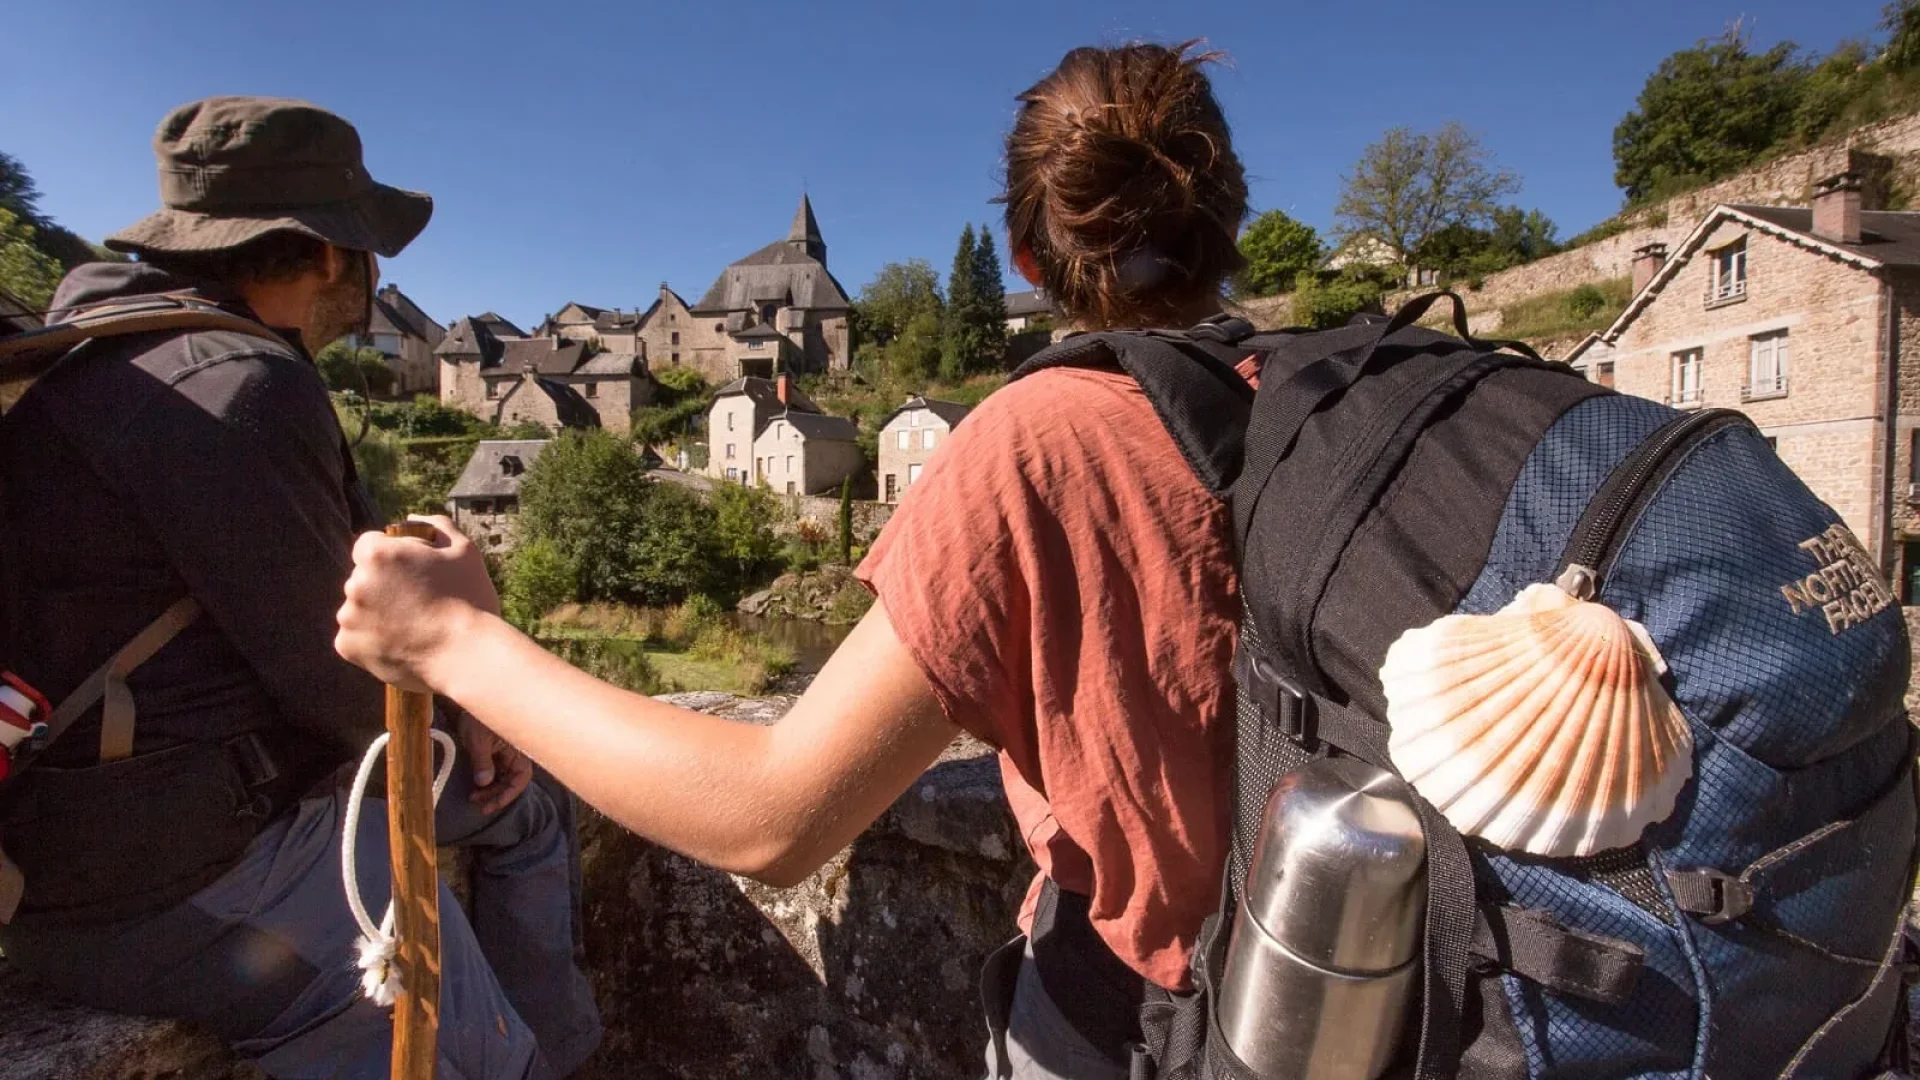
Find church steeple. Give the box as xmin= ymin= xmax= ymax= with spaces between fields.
xmin=787 ymin=193 xmax=826 ymax=265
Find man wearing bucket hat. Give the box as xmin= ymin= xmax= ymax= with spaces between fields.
xmin=0 ymin=97 xmax=600 ymax=1078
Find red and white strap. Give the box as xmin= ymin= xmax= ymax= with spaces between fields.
xmin=0 ymin=672 xmax=50 ymax=754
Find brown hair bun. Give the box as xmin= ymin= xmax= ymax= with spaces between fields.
xmin=1003 ymin=41 xmax=1249 ymax=330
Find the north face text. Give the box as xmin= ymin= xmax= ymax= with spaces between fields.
xmin=1779 ymin=524 xmax=1896 ymax=635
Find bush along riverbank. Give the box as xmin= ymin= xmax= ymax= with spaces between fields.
xmin=533 ymin=599 xmax=796 ymax=696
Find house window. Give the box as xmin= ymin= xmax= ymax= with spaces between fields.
xmin=584 ymin=382 xmax=599 ymax=399
xmin=472 ymin=499 xmax=493 ymax=515
xmin=727 ymin=412 xmax=735 ymax=431
xmin=671 ymin=332 xmax=680 ymax=346
xmin=1708 ymin=240 xmax=1747 ymax=305
xmin=1593 ymin=361 xmax=1615 ymax=389
xmin=1904 ymin=540 xmax=1920 ymax=604
xmin=786 ymin=481 xmax=796 ymax=495
xmin=671 ymin=352 xmax=680 ymax=364
xmin=786 ymin=455 xmax=795 ymax=473
xmin=1746 ymin=331 xmax=1789 ymax=399
xmin=1670 ymin=349 xmax=1702 ymax=407
xmin=773 ymin=422 xmax=783 ymax=439
xmin=725 ymin=443 xmax=736 ymax=459
xmin=1911 ymin=431 xmax=1920 ymax=482
xmin=669 ymin=313 xmax=676 ymax=324
xmin=487 ymin=380 xmax=503 ymax=399
xmin=756 ymin=457 xmax=764 ymax=476
xmin=885 ymin=473 xmax=898 ymax=502
xmin=922 ymin=429 xmax=936 ymax=450
xmin=726 ymin=467 xmax=739 ymax=482
xmin=896 ymin=430 xmax=910 ymax=450
xmin=761 ymin=304 xmax=777 ymax=325
xmin=714 ymin=323 xmax=724 ymax=333
xmin=908 ymin=463 xmax=924 ymax=486
xmin=910 ymin=411 xmax=920 ymax=427
xmin=748 ymin=340 xmax=763 ymax=350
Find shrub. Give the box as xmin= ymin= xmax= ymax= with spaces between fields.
xmin=501 ymin=537 xmax=576 ymax=629
xmin=825 ymin=581 xmax=875 ymax=626
xmin=1567 ymin=283 xmax=1609 ymax=321
xmin=1290 ymin=268 xmax=1391 ymax=329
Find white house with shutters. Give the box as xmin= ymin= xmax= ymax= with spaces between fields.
xmin=878 ymin=396 xmax=973 ymax=503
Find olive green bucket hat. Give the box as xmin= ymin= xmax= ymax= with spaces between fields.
xmin=105 ymin=96 xmax=432 ymax=259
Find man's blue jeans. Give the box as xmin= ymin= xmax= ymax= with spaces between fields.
xmin=2 ymin=760 xmax=602 ymax=1079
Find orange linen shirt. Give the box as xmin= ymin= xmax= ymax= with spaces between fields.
xmin=856 ymin=360 xmax=1253 ymax=991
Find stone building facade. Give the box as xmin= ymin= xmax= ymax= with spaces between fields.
xmin=681 ymin=195 xmax=852 ymax=380
xmin=344 ymin=283 xmax=444 ymax=396
xmin=1572 ymin=173 xmax=1920 ymax=606
xmin=449 ymin=439 xmax=548 ymax=553
xmin=878 ymin=396 xmax=972 ymax=503
xmin=437 ymin=316 xmax=653 ymax=434
xmin=707 ymin=374 xmax=859 ymax=494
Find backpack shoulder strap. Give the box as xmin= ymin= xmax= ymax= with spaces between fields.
xmin=1010 ymin=318 xmax=1258 ymax=495
xmin=0 ymin=293 xmax=289 ymax=388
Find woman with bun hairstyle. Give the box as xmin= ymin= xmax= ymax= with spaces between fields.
xmin=337 ymin=40 xmax=1254 ymax=1079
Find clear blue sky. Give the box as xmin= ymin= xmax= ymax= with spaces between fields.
xmin=0 ymin=0 xmax=1886 ymax=331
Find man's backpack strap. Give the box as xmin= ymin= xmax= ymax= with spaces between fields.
xmin=1011 ymin=318 xmax=1257 ymax=495
xmin=0 ymin=292 xmax=289 ymax=398
xmin=26 ymin=597 xmax=204 ymax=768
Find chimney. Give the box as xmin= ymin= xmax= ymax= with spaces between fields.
xmin=1812 ymin=172 xmax=1863 ymax=245
xmin=776 ymin=372 xmax=791 ymax=406
xmin=1631 ymin=243 xmax=1668 ymax=295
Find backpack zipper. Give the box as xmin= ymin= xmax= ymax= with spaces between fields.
xmin=1557 ymin=408 xmax=1751 ymax=599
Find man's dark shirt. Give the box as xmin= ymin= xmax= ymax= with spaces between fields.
xmin=0 ymin=262 xmax=384 ymax=794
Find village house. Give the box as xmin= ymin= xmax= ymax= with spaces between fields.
xmin=437 ymin=316 xmax=653 ymax=434
xmin=878 ymin=395 xmax=971 ymax=503
xmin=1569 ymin=172 xmax=1920 ymax=615
xmin=674 ymin=195 xmax=852 ymax=384
xmin=342 ymin=284 xmax=444 ymax=396
xmin=473 ymin=311 xmax=527 ymax=340
xmin=448 ymin=439 xmax=547 ymax=553
xmin=1003 ymin=288 xmax=1057 ymax=333
xmin=539 ymin=302 xmax=643 ymax=353
xmin=635 ymin=283 xmax=702 ymax=377
xmin=707 ymin=373 xmax=861 ymax=493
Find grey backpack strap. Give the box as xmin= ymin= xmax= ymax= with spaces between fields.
xmin=41 ymin=596 xmax=203 ymax=764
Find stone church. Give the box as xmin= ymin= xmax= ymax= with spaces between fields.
xmin=639 ymin=195 xmax=853 ymax=386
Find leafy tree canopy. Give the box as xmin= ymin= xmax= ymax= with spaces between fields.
xmin=1235 ymin=210 xmax=1324 ymax=297
xmin=853 ymin=259 xmax=943 ymax=347
xmin=1335 ymin=122 xmax=1519 ymax=261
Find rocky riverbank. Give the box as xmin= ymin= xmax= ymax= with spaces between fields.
xmin=738 ymin=566 xmax=875 ymax=626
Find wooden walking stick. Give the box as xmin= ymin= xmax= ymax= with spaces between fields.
xmin=383 ymin=520 xmax=443 ymax=1080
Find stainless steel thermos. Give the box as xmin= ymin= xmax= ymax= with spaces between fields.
xmin=1215 ymin=757 xmax=1428 ymax=1079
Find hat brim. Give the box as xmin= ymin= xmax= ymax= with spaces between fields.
xmin=104 ymin=182 xmax=433 ymax=260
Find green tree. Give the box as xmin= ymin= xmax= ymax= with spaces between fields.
xmin=837 ymin=477 xmax=854 ymax=564
xmin=1885 ymin=0 xmax=1920 ymax=72
xmin=500 ymin=537 xmax=577 ymax=629
xmin=0 ymin=207 xmax=62 ymax=308
xmin=971 ymin=225 xmax=1009 ymax=362
xmin=1291 ymin=267 xmax=1393 ymax=330
xmin=315 ymin=341 xmax=397 ymax=396
xmin=710 ymin=481 xmax=780 ymax=585
xmin=622 ymin=483 xmax=728 ymax=605
xmin=1235 ymin=210 xmax=1324 ymax=297
xmin=891 ymin=308 xmax=944 ymax=385
xmin=1335 ymin=122 xmax=1519 ymax=262
xmin=1612 ymin=26 xmax=1809 ymax=203
xmin=1414 ymin=206 xmax=1560 ymax=280
xmin=853 ymin=260 xmax=944 ymax=347
xmin=0 ymin=151 xmax=117 ymax=272
xmin=941 ymin=224 xmax=991 ymax=380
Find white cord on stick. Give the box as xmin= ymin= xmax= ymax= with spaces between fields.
xmin=341 ymin=726 xmax=458 ymax=1007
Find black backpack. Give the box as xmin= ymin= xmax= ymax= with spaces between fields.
xmin=1009 ymin=292 xmax=1917 ymax=1078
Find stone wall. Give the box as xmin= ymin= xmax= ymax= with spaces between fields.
xmin=779 ymin=492 xmax=897 ymax=545
xmin=574 ymin=691 xmax=1028 ymax=1080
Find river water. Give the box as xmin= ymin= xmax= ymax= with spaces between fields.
xmin=725 ymin=613 xmax=854 ymax=675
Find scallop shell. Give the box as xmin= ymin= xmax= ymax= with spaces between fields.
xmin=1381 ymin=580 xmax=1692 ymax=858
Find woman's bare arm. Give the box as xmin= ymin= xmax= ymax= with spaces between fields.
xmin=336 ymin=518 xmax=958 ymax=886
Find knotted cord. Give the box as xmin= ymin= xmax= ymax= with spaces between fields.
xmin=341 ymin=727 xmax=457 ymax=1007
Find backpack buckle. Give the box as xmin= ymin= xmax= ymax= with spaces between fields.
xmin=1676 ymin=867 xmax=1754 ymax=926
xmin=1235 ymin=649 xmax=1309 ymax=735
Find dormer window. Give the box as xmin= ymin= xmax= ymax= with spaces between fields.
xmin=1707 ymin=239 xmax=1747 ymax=306
xmin=500 ymin=455 xmax=523 ymax=477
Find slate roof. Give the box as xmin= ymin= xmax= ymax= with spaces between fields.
xmin=476 ymin=312 xmax=526 ymax=338
xmin=712 ymin=375 xmax=823 ymax=414
xmin=1003 ymin=289 xmax=1056 ymax=319
xmin=369 ymin=285 xmax=445 ymax=348
xmin=554 ymin=302 xmax=606 ymax=322
xmin=450 ymin=440 xmax=548 ymax=500
xmin=733 ymin=323 xmax=785 ymax=341
xmin=880 ymin=395 xmax=972 ymax=430
xmin=494 ymin=337 xmax=590 ymax=376
xmin=775 ymin=409 xmax=858 ymax=442
xmin=1730 ymin=205 xmax=1920 ymax=268
xmin=691 ymin=194 xmax=851 ymax=315
xmin=436 ymin=316 xmax=502 ymax=362
xmin=592 ymin=310 xmax=641 ymax=332
xmin=571 ymin=351 xmax=645 ymax=376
